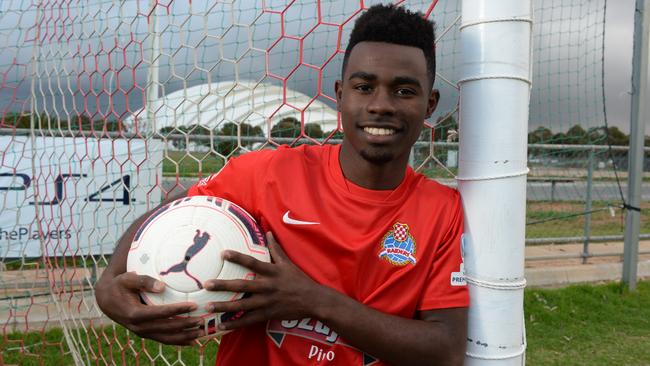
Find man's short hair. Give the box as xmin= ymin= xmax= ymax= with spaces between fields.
xmin=342 ymin=4 xmax=437 ymax=88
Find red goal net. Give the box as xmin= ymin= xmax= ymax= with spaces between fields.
xmin=0 ymin=1 xmax=460 ymax=364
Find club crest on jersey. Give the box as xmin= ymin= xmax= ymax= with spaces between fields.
xmin=378 ymin=223 xmax=417 ymax=266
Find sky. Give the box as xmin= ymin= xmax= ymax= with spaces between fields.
xmin=602 ymin=0 xmax=650 ymax=136
xmin=0 ymin=0 xmax=644 ymax=134
xmin=604 ymin=0 xmax=636 ymax=132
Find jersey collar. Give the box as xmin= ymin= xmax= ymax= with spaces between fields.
xmin=327 ymin=144 xmax=415 ymax=203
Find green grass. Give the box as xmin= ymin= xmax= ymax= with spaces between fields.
xmin=0 ymin=326 xmax=219 ymax=365
xmin=2 ymin=199 xmax=646 ymax=274
xmin=161 ymin=150 xmax=461 ymax=179
xmin=525 ymin=281 xmax=650 ymax=365
xmin=2 ymin=281 xmax=648 ymax=365
xmin=2 ymin=255 xmax=108 ymax=271
xmin=525 ymin=201 xmax=650 ymax=239
xmin=3 ymin=201 xmax=646 ymax=273
xmin=0 ymin=328 xmax=69 ymax=366
xmin=160 ymin=151 xmax=649 ymax=241
xmin=420 ymin=166 xmax=458 ymax=179
xmin=163 ymin=151 xmax=225 ymax=177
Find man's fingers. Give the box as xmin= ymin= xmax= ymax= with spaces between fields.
xmin=130 ymin=302 xmax=199 ymax=323
xmin=119 ymin=272 xmax=165 ymax=293
xmin=204 ymin=278 xmax=268 ymax=293
xmin=205 ymin=294 xmax=268 ymax=313
xmin=222 ymin=250 xmax=273 ymax=274
xmin=218 ymin=310 xmax=267 ymax=331
xmin=266 ymin=232 xmax=287 ymax=264
xmin=146 ymin=328 xmax=204 ymax=346
xmin=132 ymin=314 xmax=203 ymax=334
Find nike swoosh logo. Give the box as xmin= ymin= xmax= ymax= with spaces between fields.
xmin=282 ymin=211 xmax=319 ymax=225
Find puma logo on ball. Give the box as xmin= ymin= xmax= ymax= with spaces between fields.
xmin=159 ymin=229 xmax=211 ymax=289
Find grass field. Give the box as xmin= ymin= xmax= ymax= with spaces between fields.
xmin=163 ymin=151 xmax=225 ymax=177
xmin=162 ymin=151 xmax=650 ymax=239
xmin=67 ymin=147 xmax=650 ymax=253
xmin=526 ymin=201 xmax=650 ymax=239
xmin=2 ymin=281 xmax=648 ymax=365
xmin=3 ymin=200 xmax=645 ymax=272
xmin=525 ymin=281 xmax=650 ymax=365
xmin=0 ymin=326 xmax=220 ymax=366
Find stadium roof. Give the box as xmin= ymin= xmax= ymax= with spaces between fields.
xmin=124 ymin=80 xmax=339 ymax=134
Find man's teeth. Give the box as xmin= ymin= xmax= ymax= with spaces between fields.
xmin=363 ymin=127 xmax=396 ymax=136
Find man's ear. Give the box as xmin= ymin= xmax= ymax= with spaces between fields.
xmin=335 ymin=80 xmax=343 ymax=112
xmin=426 ymin=89 xmax=440 ymax=118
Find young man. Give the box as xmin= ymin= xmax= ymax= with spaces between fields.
xmin=96 ymin=4 xmax=469 ymax=365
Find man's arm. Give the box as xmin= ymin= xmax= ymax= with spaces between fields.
xmin=206 ymin=233 xmax=468 ymax=366
xmin=95 ymin=189 xmax=206 ymax=345
xmin=316 ymin=289 xmax=467 ymax=366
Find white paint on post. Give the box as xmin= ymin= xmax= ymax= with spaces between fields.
xmin=623 ymin=0 xmax=650 ymax=292
xmin=459 ymin=1 xmax=532 ymax=364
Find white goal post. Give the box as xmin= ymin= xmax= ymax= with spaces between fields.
xmin=459 ymin=0 xmax=531 ymax=364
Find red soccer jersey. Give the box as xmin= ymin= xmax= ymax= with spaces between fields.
xmin=188 ymin=144 xmax=468 ymax=366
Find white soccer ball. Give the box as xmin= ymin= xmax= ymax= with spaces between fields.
xmin=126 ymin=195 xmax=270 ymax=337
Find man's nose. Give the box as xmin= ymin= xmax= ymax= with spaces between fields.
xmin=366 ymin=88 xmax=396 ymax=115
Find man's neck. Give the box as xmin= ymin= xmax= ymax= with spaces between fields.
xmin=338 ymin=143 xmax=408 ymax=191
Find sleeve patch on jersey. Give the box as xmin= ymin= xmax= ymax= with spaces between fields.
xmin=451 ymin=233 xmax=467 ymax=286
xmin=451 ymin=263 xmax=466 ymax=286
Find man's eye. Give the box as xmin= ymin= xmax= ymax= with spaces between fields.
xmin=396 ymin=88 xmax=416 ymax=96
xmin=354 ymin=84 xmax=372 ymax=93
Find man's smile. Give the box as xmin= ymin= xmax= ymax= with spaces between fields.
xmin=363 ymin=127 xmax=397 ymax=136
xmin=359 ymin=124 xmax=404 ymax=144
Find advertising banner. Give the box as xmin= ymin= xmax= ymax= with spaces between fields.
xmin=0 ymin=136 xmax=162 ymax=257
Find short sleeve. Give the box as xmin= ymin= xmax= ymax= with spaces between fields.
xmin=417 ymin=191 xmax=469 ymax=310
xmin=187 ymin=149 xmax=275 ymax=219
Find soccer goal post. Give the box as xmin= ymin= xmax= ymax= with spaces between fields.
xmin=459 ymin=0 xmax=531 ymax=364
xmin=0 ymin=0 xmax=545 ymax=364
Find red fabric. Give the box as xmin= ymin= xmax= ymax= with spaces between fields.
xmin=188 ymin=144 xmax=468 ymax=366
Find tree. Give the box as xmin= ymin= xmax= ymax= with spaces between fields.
xmin=72 ymin=114 xmax=93 ymax=130
xmin=304 ymin=123 xmax=324 ymax=138
xmin=155 ymin=124 xmax=210 ymax=150
xmin=527 ymin=126 xmax=553 ymax=144
xmin=270 ymin=117 xmax=301 ymax=138
xmin=1 ymin=112 xmax=125 ymax=133
xmin=158 ymin=126 xmax=185 ymax=149
xmin=323 ymin=129 xmax=344 ymax=141
xmin=217 ymin=122 xmax=263 ymax=155
xmin=104 ymin=119 xmax=123 ymax=132
xmin=551 ymin=132 xmax=568 ymax=145
xmin=1 ymin=112 xmax=31 ymax=128
xmin=587 ymin=127 xmax=606 ymax=144
xmin=565 ymin=124 xmax=588 ymax=145
xmin=605 ymin=126 xmax=629 ymax=146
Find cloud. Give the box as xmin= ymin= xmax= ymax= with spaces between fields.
xmin=0 ymin=0 xmax=640 ymax=134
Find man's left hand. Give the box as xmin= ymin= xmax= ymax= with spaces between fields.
xmin=203 ymin=232 xmax=327 ymax=331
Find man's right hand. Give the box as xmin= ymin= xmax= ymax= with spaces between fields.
xmin=95 ymin=271 xmax=204 ymax=346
